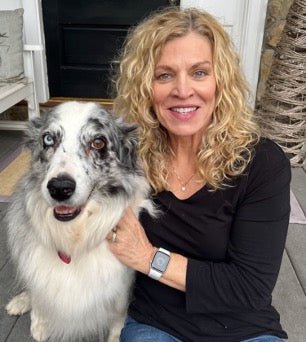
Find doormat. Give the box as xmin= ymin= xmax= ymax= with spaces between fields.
xmin=0 ymin=148 xmax=30 ymax=202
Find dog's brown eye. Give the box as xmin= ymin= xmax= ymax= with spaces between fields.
xmin=91 ymin=138 xmax=105 ymax=150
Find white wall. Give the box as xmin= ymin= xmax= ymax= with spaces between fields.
xmin=181 ymin=0 xmax=268 ymax=107
xmin=0 ymin=0 xmax=49 ymax=102
xmin=0 ymin=0 xmax=22 ymax=9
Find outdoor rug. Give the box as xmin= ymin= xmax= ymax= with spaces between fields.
xmin=0 ymin=147 xmax=30 ymax=202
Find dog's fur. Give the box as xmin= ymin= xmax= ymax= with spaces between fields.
xmin=5 ymin=102 xmax=154 ymax=341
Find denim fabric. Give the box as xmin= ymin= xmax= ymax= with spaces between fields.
xmin=120 ymin=316 xmax=284 ymax=342
xmin=120 ymin=316 xmax=182 ymax=342
xmin=241 ymin=335 xmax=284 ymax=342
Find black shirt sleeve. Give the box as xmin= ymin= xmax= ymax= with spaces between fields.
xmin=185 ymin=139 xmax=291 ymax=314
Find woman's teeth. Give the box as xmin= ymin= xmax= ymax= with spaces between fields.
xmin=172 ymin=107 xmax=197 ymax=114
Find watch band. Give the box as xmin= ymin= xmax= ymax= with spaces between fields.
xmin=157 ymin=247 xmax=170 ymax=255
xmin=148 ymin=247 xmax=171 ymax=280
xmin=148 ymin=267 xmax=163 ymax=280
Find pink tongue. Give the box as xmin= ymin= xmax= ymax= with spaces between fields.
xmin=58 ymin=251 xmax=71 ymax=264
xmin=55 ymin=206 xmax=77 ymax=214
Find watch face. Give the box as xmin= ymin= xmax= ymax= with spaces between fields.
xmin=152 ymin=251 xmax=170 ymax=272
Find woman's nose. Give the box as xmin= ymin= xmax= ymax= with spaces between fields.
xmin=171 ymin=75 xmax=194 ymax=98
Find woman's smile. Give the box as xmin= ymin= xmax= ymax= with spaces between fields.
xmin=169 ymin=106 xmax=199 ymax=120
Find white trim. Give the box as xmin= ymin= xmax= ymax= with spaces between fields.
xmin=0 ymin=45 xmax=41 ymax=130
xmin=0 ymin=120 xmax=27 ymax=130
xmin=238 ymin=0 xmax=268 ymax=106
xmin=22 ymin=0 xmax=49 ymax=103
xmin=181 ymin=0 xmax=268 ymax=108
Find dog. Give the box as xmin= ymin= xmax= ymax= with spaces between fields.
xmin=5 ymin=101 xmax=154 ymax=341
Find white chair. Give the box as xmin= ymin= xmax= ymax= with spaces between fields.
xmin=0 ymin=44 xmax=42 ymax=130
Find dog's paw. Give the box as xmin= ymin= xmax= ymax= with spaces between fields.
xmin=31 ymin=323 xmax=48 ymax=342
xmin=108 ymin=322 xmax=123 ymax=342
xmin=107 ymin=334 xmax=120 ymax=342
xmin=6 ymin=291 xmax=31 ymax=316
xmin=31 ymin=311 xmax=48 ymax=342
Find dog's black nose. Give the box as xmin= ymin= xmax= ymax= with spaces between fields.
xmin=47 ymin=175 xmax=76 ymax=201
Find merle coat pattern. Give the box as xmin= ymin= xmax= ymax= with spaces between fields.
xmin=6 ymin=102 xmax=154 ymax=342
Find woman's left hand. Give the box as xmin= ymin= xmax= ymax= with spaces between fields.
xmin=107 ymin=207 xmax=155 ymax=274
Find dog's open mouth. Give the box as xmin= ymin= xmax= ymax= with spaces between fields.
xmin=53 ymin=205 xmax=82 ymax=222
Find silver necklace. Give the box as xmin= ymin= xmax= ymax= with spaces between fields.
xmin=172 ymin=169 xmax=195 ymax=192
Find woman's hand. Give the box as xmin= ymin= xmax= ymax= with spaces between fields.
xmin=108 ymin=207 xmax=188 ymax=291
xmin=107 ymin=207 xmax=155 ymax=274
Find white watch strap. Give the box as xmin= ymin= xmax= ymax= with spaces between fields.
xmin=148 ymin=247 xmax=171 ymax=280
xmin=159 ymin=247 xmax=170 ymax=256
xmin=148 ymin=267 xmax=162 ymax=280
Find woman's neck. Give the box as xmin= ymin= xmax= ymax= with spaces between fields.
xmin=169 ymin=135 xmax=200 ymax=166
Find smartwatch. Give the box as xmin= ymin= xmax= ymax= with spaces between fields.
xmin=148 ymin=247 xmax=171 ymax=280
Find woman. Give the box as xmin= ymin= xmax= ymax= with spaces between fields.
xmin=108 ymin=7 xmax=291 ymax=342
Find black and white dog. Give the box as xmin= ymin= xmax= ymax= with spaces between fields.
xmin=6 ymin=102 xmax=154 ymax=341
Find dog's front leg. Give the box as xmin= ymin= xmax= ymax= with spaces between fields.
xmin=107 ymin=315 xmax=125 ymax=342
xmin=30 ymin=308 xmax=49 ymax=342
xmin=107 ymin=297 xmax=128 ymax=342
xmin=6 ymin=291 xmax=31 ymax=316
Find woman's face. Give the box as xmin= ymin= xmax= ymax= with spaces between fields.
xmin=152 ymin=32 xmax=216 ymax=143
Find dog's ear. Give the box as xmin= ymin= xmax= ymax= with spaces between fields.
xmin=23 ymin=116 xmax=43 ymax=151
xmin=116 ymin=119 xmax=140 ymax=171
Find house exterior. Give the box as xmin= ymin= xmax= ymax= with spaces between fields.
xmin=1 ymin=0 xmax=268 ymax=108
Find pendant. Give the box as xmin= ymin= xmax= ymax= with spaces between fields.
xmin=181 ymin=186 xmax=186 ymax=192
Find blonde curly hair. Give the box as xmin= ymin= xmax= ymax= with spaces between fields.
xmin=113 ymin=7 xmax=260 ymax=192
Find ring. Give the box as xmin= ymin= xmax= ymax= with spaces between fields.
xmin=112 ymin=231 xmax=118 ymax=243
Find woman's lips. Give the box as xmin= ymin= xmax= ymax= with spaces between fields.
xmin=169 ymin=106 xmax=199 ymax=120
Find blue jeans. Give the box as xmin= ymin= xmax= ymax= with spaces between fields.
xmin=120 ymin=316 xmax=182 ymax=341
xmin=242 ymin=336 xmax=284 ymax=342
xmin=120 ymin=316 xmax=284 ymax=342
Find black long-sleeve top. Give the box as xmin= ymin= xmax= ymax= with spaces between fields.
xmin=129 ymin=138 xmax=291 ymax=342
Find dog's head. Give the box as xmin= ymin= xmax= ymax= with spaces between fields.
xmin=24 ymin=101 xmax=142 ymax=222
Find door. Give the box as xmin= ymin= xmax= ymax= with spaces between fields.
xmin=42 ymin=0 xmax=177 ymax=99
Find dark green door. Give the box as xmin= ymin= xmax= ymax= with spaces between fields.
xmin=42 ymin=0 xmax=179 ymax=99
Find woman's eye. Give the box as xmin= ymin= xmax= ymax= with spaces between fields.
xmin=91 ymin=138 xmax=106 ymax=150
xmin=156 ymin=73 xmax=172 ymax=81
xmin=194 ymin=70 xmax=207 ymax=78
xmin=43 ymin=133 xmax=55 ymax=147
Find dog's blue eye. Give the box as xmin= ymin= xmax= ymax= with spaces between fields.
xmin=43 ymin=134 xmax=55 ymax=147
